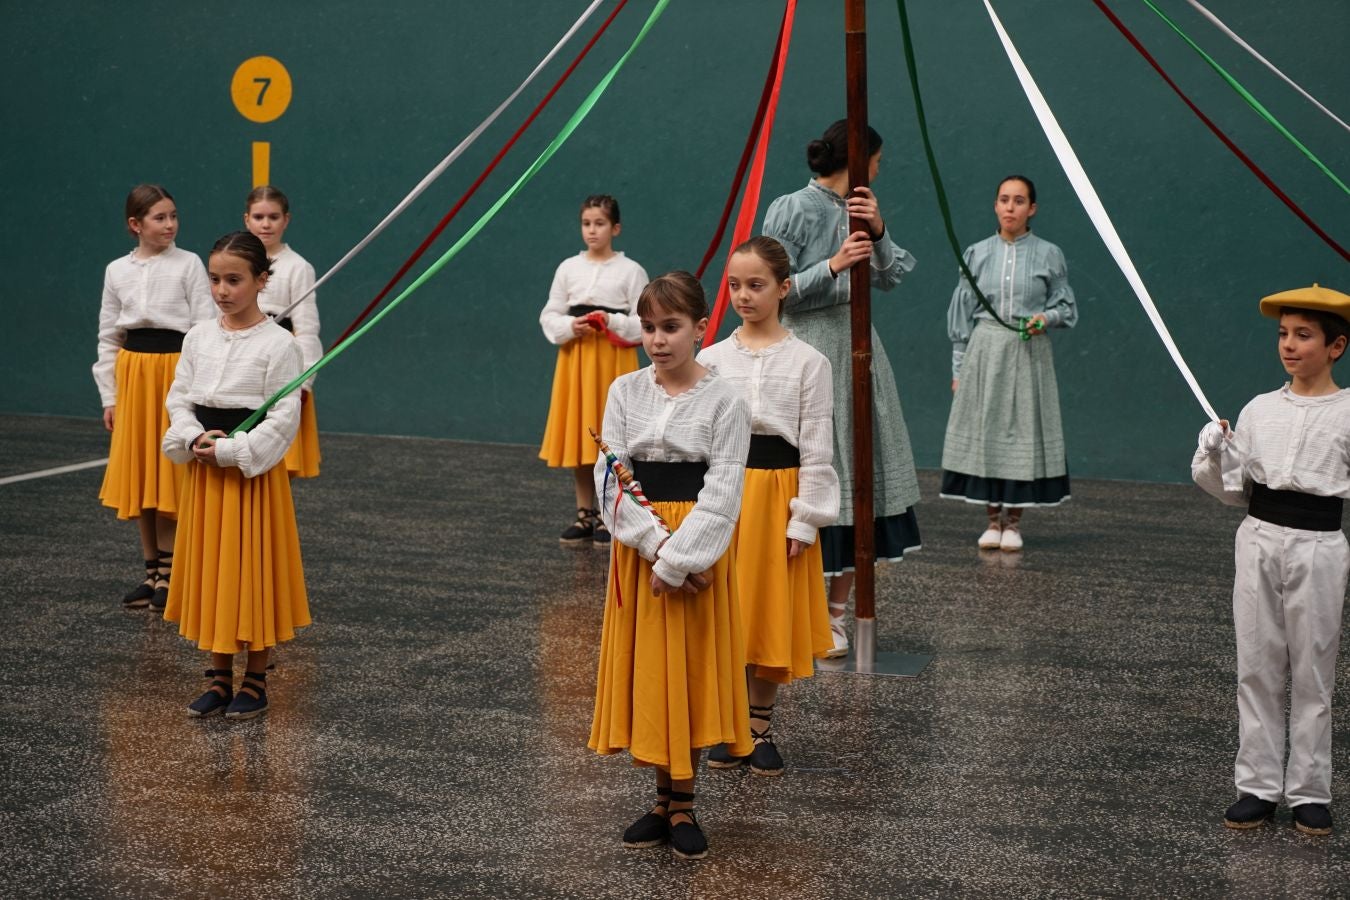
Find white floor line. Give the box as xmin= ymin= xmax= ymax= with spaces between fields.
xmin=0 ymin=458 xmax=108 ymax=486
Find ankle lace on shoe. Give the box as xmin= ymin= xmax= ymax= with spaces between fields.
xmin=122 ymin=558 xmax=157 ymax=608
xmin=748 ymin=704 xmax=784 ymax=776
xmin=150 ymin=549 xmax=172 ymax=610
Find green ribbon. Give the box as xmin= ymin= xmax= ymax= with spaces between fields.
xmin=229 ymin=0 xmax=672 ymax=436
xmin=895 ymin=0 xmax=1018 ymax=333
xmin=1144 ymin=0 xmax=1348 ymax=196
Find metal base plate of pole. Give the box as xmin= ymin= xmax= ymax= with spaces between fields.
xmin=814 ymin=617 xmax=932 ymax=678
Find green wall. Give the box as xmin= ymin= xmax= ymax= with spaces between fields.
xmin=4 ymin=1 xmax=1347 ymax=483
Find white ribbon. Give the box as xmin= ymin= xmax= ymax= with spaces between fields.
xmin=278 ymin=0 xmax=609 ymax=319
xmin=1185 ymin=0 xmax=1350 ymax=135
xmin=981 ymin=0 xmax=1219 ymax=422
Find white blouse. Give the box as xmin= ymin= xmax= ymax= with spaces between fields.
xmin=539 ymin=252 xmax=648 ymax=346
xmin=698 ymin=330 xmax=839 ymax=542
xmin=594 ymin=367 xmax=750 ymax=585
xmin=1192 ymin=385 xmax=1350 ymax=505
xmin=258 ymin=245 xmax=322 ymax=391
xmin=93 ymin=245 xmax=215 ymax=407
xmin=162 ymin=319 xmax=303 ymax=478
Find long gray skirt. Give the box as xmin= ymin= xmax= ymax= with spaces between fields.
xmin=940 ymin=319 xmax=1069 ymax=506
xmin=783 ymin=303 xmax=922 ymax=528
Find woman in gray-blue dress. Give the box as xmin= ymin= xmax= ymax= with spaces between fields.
xmin=762 ymin=119 xmax=920 ymax=658
xmin=941 ymin=175 xmax=1077 ymax=553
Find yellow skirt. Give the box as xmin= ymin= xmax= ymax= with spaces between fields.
xmin=284 ymin=391 xmax=321 ymax=478
xmin=589 ymin=501 xmax=752 ymax=780
xmin=539 ymin=332 xmax=637 ymax=468
xmin=735 ymin=468 xmax=833 ymax=684
xmin=99 ymin=349 xmax=186 ymax=519
xmin=165 ymin=461 xmax=310 ymax=654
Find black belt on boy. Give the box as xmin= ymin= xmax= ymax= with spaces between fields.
xmin=1248 ymin=482 xmax=1344 ymax=532
xmin=746 ymin=434 xmax=800 ymax=470
xmin=194 ymin=405 xmax=258 ymax=435
xmin=123 ymin=328 xmax=185 ymax=353
xmin=630 ymin=460 xmax=709 ymax=502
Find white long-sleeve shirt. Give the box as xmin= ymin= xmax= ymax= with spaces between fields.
xmin=258 ymin=244 xmax=321 ymax=391
xmin=1192 ymin=385 xmax=1350 ymax=506
xmin=698 ymin=330 xmax=839 ymax=542
xmin=594 ymin=367 xmax=750 ymax=585
xmin=93 ymin=245 xmax=215 ymax=407
xmin=539 ymin=252 xmax=647 ymax=346
xmin=162 ymin=319 xmax=303 ymax=478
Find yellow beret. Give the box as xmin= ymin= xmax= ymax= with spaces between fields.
xmin=1259 ymin=283 xmax=1350 ymax=322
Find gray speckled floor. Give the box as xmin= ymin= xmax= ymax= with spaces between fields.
xmin=1 ymin=414 xmax=1347 ymax=898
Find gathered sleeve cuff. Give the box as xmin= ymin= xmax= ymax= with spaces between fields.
xmin=210 ymin=342 xmax=304 ymax=478
xmin=539 ymin=264 xmax=577 ymax=346
xmin=786 ymin=354 xmax=839 ymax=542
xmin=1190 ymin=424 xmax=1248 ymax=507
xmin=93 ymin=268 xmax=124 ymax=408
xmin=869 ymin=233 xmax=916 ymax=291
xmin=651 ymin=394 xmax=751 ymax=584
xmin=1042 ymin=245 xmax=1077 ymax=330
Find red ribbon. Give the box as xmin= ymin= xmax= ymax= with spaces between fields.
xmin=1090 ymin=0 xmax=1348 ymax=262
xmin=327 ymin=0 xmax=633 ymax=351
xmin=693 ymin=4 xmax=791 ymax=282
xmin=705 ymin=0 xmax=798 ymax=338
xmin=580 ymin=310 xmax=641 ymax=349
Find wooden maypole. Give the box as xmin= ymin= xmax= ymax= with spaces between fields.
xmin=845 ymin=0 xmax=878 ymax=663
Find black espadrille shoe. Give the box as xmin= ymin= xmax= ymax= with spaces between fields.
xmin=1292 ymin=803 xmax=1333 ymax=836
xmin=224 ymin=670 xmax=269 ymax=720
xmin=667 ymin=792 xmax=707 ymax=860
xmin=622 ymin=787 xmax=671 ymax=849
xmin=1223 ymin=795 xmax=1277 ymax=829
xmin=706 ymin=743 xmax=745 ymax=770
xmin=187 ymin=669 xmax=233 ymax=718
xmin=747 ymin=703 xmax=784 ymax=776
xmin=122 ymin=558 xmax=157 ymax=608
xmin=560 ymin=508 xmax=597 ymax=544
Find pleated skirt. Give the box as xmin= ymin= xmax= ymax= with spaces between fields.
xmin=818 ymin=511 xmax=923 ymax=576
xmin=99 ymin=349 xmax=186 ymax=519
xmin=589 ymin=501 xmax=752 ymax=780
xmin=941 ymin=320 xmax=1070 ymax=506
xmin=735 ymin=468 xmax=832 ymax=683
xmin=539 ymin=332 xmax=637 ymax=468
xmin=284 ymin=391 xmax=321 ymax=479
xmin=165 ymin=462 xmax=310 ymax=654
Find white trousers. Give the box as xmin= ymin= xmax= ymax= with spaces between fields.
xmin=1232 ymin=516 xmax=1348 ymax=805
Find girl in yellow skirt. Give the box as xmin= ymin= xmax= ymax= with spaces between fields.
xmin=245 ymin=185 xmax=323 ymax=478
xmin=94 ymin=184 xmax=214 ymax=610
xmin=590 ymin=271 xmax=752 ymax=860
xmin=697 ymin=237 xmax=839 ymax=776
xmin=162 ymin=231 xmax=309 ymax=720
xmin=539 ymin=195 xmax=648 ymax=547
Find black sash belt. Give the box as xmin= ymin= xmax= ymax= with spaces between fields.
xmin=194 ymin=405 xmax=257 ymax=435
xmin=568 ymin=304 xmax=624 ymax=317
xmin=273 ymin=316 xmax=294 ymax=333
xmin=747 ymin=434 xmax=800 ymax=470
xmin=123 ymin=328 xmax=185 ymax=353
xmin=630 ymin=460 xmax=708 ymax=502
xmin=1249 ymin=482 xmax=1344 ymax=532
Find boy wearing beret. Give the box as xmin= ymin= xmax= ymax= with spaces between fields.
xmin=1192 ymin=284 xmax=1350 ymax=836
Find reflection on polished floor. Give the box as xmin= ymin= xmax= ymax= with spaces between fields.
xmin=2 ymin=415 xmax=1347 ymax=898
